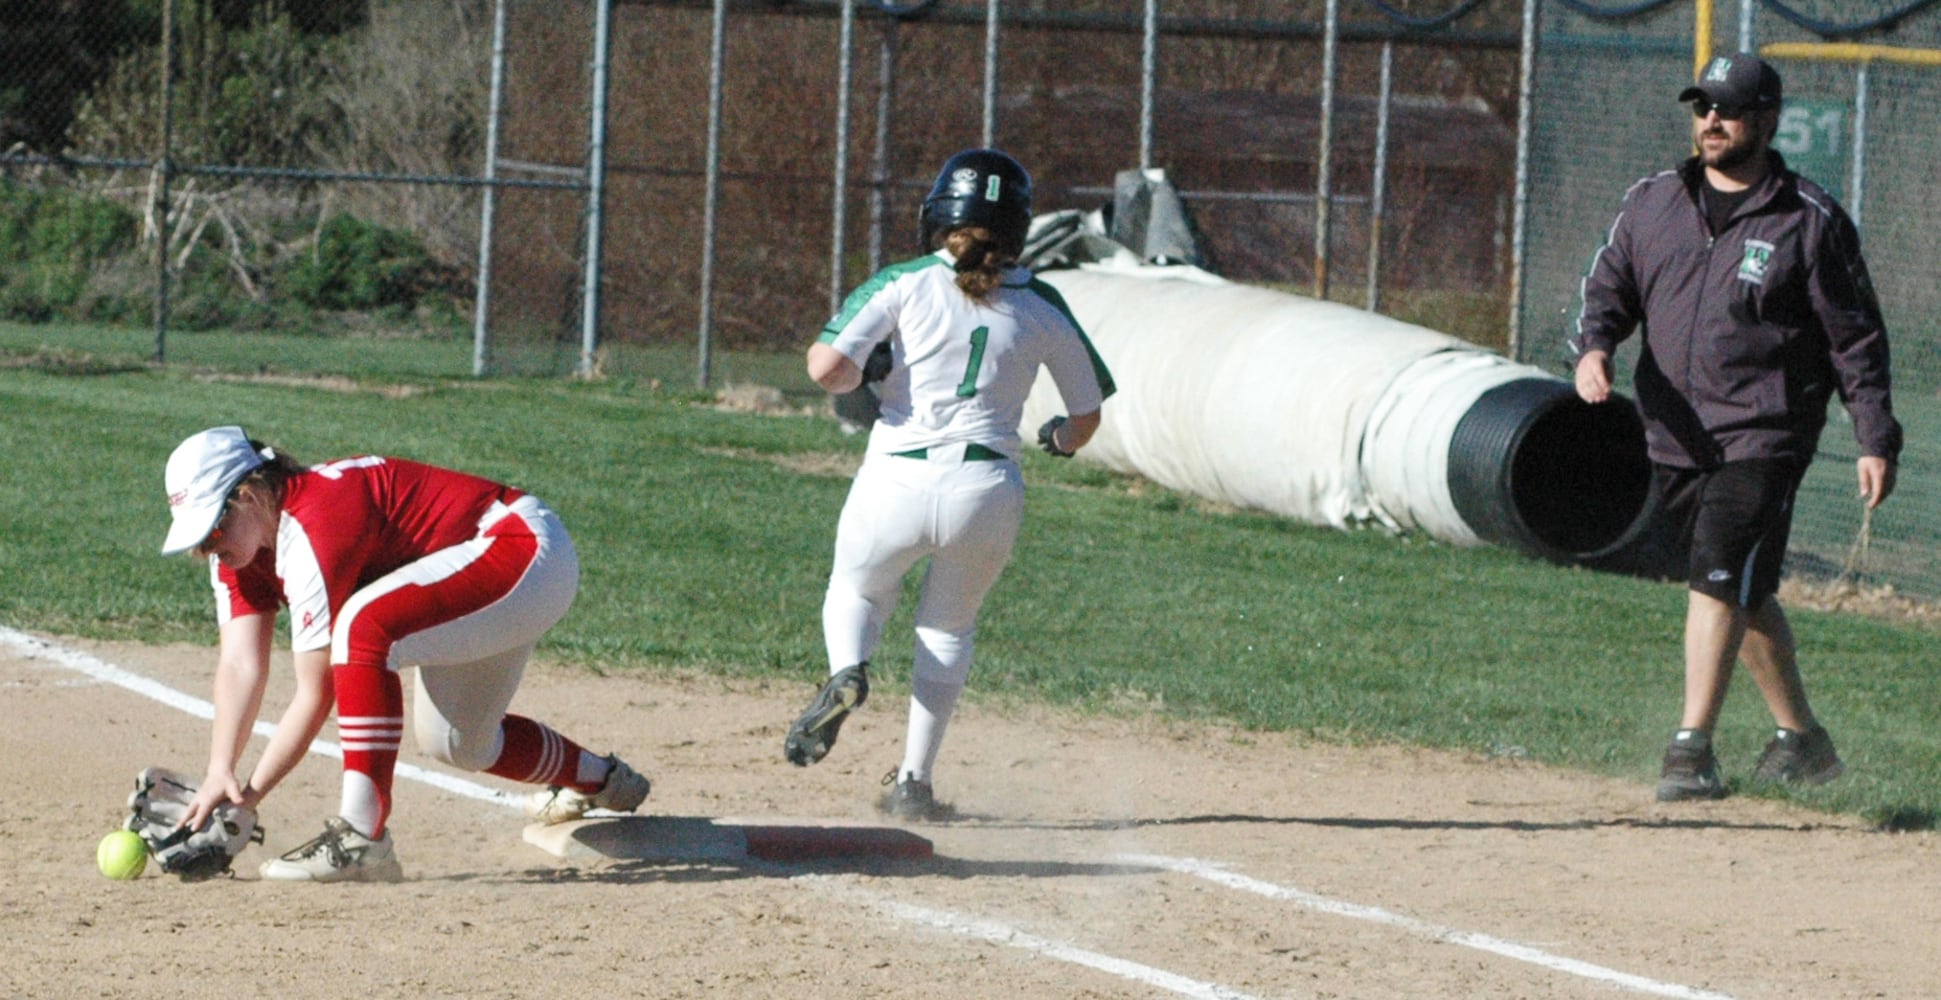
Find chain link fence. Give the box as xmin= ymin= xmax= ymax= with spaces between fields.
xmin=497 ymin=0 xmax=1528 ymax=374
xmin=6 ymin=1 xmax=1538 ymax=374
xmin=1516 ymin=0 xmax=1941 ymax=604
xmin=0 ymin=3 xmax=546 ymax=352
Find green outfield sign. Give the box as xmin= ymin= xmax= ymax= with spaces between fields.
xmin=1773 ymin=97 xmax=1851 ymax=194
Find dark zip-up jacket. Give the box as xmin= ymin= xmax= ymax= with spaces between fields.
xmin=1573 ymin=151 xmax=1901 ymax=469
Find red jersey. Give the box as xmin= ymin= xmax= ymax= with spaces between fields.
xmin=210 ymin=457 xmax=524 ymax=651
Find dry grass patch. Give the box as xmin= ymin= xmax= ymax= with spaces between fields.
xmin=193 ymin=371 xmax=431 ymax=398
xmin=713 ymin=382 xmax=815 ymax=417
xmin=1780 ymin=576 xmax=1941 ymax=628
xmin=700 ymin=445 xmax=861 ymax=480
xmin=0 ymin=346 xmax=147 ymax=375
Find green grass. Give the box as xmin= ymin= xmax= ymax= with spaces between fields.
xmin=4 ymin=322 xmax=1939 ymax=829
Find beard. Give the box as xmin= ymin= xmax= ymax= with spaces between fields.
xmin=1696 ymin=124 xmax=1766 ymax=172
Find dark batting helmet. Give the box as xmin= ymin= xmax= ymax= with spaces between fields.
xmin=919 ymin=148 xmax=1033 ymax=258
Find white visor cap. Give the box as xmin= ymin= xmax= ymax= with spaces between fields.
xmin=161 ymin=426 xmax=267 ymax=555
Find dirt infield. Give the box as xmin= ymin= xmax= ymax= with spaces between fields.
xmin=5 ymin=633 xmax=1937 ymax=999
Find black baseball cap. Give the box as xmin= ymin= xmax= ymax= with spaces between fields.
xmin=1678 ymin=53 xmax=1782 ymax=110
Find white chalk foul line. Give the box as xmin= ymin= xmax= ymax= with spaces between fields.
xmin=6 ymin=627 xmax=1259 ymax=997
xmin=0 ymin=626 xmax=518 ymax=809
xmin=802 ymin=876 xmax=1261 ymax=1000
xmin=1118 ymin=854 xmax=1735 ymax=1000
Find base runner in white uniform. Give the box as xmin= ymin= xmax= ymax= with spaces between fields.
xmin=783 ymin=149 xmax=1116 ymax=819
xmin=158 ymin=427 xmax=652 ymax=882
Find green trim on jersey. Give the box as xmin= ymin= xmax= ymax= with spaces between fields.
xmin=816 ymin=254 xmax=950 ymax=344
xmin=1027 ymin=277 xmax=1118 ymax=400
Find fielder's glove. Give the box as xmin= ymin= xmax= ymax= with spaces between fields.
xmin=1037 ymin=415 xmax=1075 ymax=458
xmin=124 ymin=766 xmax=263 ymax=881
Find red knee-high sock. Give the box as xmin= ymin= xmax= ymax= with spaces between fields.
xmin=333 ymin=663 xmax=404 ymax=837
xmin=486 ymin=714 xmax=598 ymax=791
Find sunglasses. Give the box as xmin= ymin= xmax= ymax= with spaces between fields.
xmin=1691 ymin=99 xmax=1752 ymax=121
xmin=200 ymin=494 xmax=241 ymax=550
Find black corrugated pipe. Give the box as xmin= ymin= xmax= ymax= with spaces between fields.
xmin=1446 ymin=378 xmax=1656 ymax=567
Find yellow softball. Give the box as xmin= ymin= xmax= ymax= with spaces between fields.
xmin=97 ymin=829 xmax=149 ymax=881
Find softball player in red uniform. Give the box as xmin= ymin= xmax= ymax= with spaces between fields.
xmin=784 ymin=149 xmax=1115 ymax=819
xmin=161 ymin=426 xmax=649 ymax=882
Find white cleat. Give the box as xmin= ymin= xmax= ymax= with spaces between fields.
xmin=524 ymin=755 xmax=651 ymax=825
xmin=259 ymin=817 xmax=403 ymax=883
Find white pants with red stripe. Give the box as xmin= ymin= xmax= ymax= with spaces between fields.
xmin=332 ymin=495 xmax=579 ymax=772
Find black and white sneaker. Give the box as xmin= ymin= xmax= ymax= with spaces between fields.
xmin=784 ymin=664 xmax=869 ymax=766
xmin=1656 ymin=729 xmax=1727 ymax=802
xmin=878 ymin=769 xmax=943 ymax=822
xmin=1751 ymin=725 xmax=1844 ymax=785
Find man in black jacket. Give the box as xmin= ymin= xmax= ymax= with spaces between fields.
xmin=1572 ymin=53 xmax=1901 ymax=802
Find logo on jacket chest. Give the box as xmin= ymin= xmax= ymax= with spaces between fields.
xmin=1737 ymin=239 xmax=1775 ymax=286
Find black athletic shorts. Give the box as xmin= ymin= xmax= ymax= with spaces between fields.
xmin=1650 ymin=458 xmax=1807 ymax=607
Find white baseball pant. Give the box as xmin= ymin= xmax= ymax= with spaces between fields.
xmin=823 ymin=448 xmax=1024 ymax=782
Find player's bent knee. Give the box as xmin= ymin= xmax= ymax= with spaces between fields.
xmin=912 ymin=626 xmax=975 ymax=688
xmin=416 ymin=722 xmax=501 ymax=771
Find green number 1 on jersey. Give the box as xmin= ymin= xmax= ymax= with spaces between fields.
xmin=955 ymin=325 xmax=990 ymax=398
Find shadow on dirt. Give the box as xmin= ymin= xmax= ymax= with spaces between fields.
xmin=948 ymin=811 xmax=1850 ymax=835
xmin=474 ymin=854 xmax=1148 ymax=886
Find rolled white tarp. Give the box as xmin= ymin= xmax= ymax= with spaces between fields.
xmin=1025 ymin=265 xmax=1652 ymax=564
